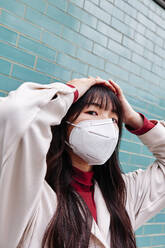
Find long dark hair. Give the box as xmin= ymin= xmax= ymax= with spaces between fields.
xmin=42 ymin=84 xmax=137 ymax=248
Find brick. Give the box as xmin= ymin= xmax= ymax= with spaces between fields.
xmin=111 ymin=17 xmax=135 ymax=39
xmin=123 ymin=36 xmax=144 ymax=56
xmin=118 ymin=79 xmax=139 ymax=97
xmin=151 ymin=235 xmax=165 ymax=246
xmin=111 ymin=6 xmax=125 ymax=22
xmin=118 ymin=151 xmax=130 ymax=164
xmin=68 ymin=2 xmax=97 ymax=29
xmin=0 ymin=0 xmax=25 ymax=17
xmin=47 ymin=0 xmax=67 ymax=11
xmin=162 ymin=60 xmax=165 ymax=70
xmin=148 ymin=9 xmax=164 ymax=30
xmin=108 ymin=39 xmax=132 ymax=59
xmin=135 ymin=226 xmax=144 ymax=235
xmin=0 ymin=10 xmax=42 ymax=40
xmin=146 ymin=0 xmax=157 ymax=12
xmin=119 ymin=57 xmax=141 ymax=75
xmin=141 ymin=145 xmax=153 ymax=157
xmin=156 ymin=26 xmax=165 ymax=40
xmin=97 ymin=21 xmax=122 ymax=43
xmin=69 ymin=0 xmax=84 ymax=8
xmin=19 ymin=0 xmax=46 ymax=12
xmin=80 ymin=23 xmax=108 ymax=47
xmin=155 ymin=2 xmax=164 ymax=15
xmin=161 ymin=7 xmax=165 ymax=19
xmin=136 ymin=236 xmax=152 ymax=247
xmin=77 ymin=48 xmax=104 ymax=70
xmin=134 ymin=32 xmax=154 ymax=51
xmin=132 ymin=53 xmax=152 ymax=71
xmin=130 ymin=153 xmax=151 ymax=167
xmin=155 ymin=44 xmax=165 ymax=59
xmin=126 ymin=95 xmax=147 ymax=110
xmin=0 ymin=25 xmax=17 ymax=45
xmin=56 ymin=53 xmax=88 ymax=75
xmin=0 ymin=74 xmax=22 ymax=91
xmin=145 ymin=29 xmax=164 ymax=48
xmin=114 ymin=0 xmax=137 ymax=18
xmin=25 ymin=8 xmax=62 ymax=36
xmin=143 ymin=49 xmax=162 ymax=67
xmin=0 ymin=58 xmax=11 ymax=75
xmin=152 ymin=64 xmax=164 ymax=78
xmin=71 ymin=71 xmax=85 ymax=80
xmin=18 ymin=36 xmax=56 ymax=60
xmin=90 ymin=0 xmax=99 ymax=4
xmin=90 ymin=0 xmax=99 ymax=5
xmin=93 ymin=43 xmax=119 ymax=64
xmin=147 ymin=103 xmax=165 ymax=118
xmin=99 ymin=0 xmax=113 ymax=14
xmin=88 ymin=66 xmax=111 ymax=81
xmin=105 ymin=62 xmax=129 ymax=81
xmin=84 ymin=0 xmax=111 ymax=24
xmin=127 ymin=0 xmax=149 ymax=17
xmin=124 ymin=14 xmax=139 ymax=30
xmin=12 ymin=64 xmax=51 ymax=84
xmin=136 ymin=87 xmax=159 ymax=105
xmin=100 ymin=0 xmax=114 ymax=14
xmin=62 ymin=26 xmax=93 ymax=51
xmin=140 ymin=68 xmax=160 ymax=86
xmin=120 ymin=140 xmax=141 ymax=153
xmin=137 ymin=12 xmax=156 ymax=32
xmin=36 ymin=58 xmax=71 ymax=81
xmin=42 ymin=31 xmax=76 ymax=56
xmin=155 ymin=213 xmax=165 ymax=223
xmin=46 ymin=4 xmax=80 ymax=32
xmin=129 ymin=73 xmax=152 ymax=93
xmin=136 ymin=22 xmax=146 ymax=36
xmin=121 ymin=164 xmax=141 ymax=174
xmin=0 ymin=42 xmax=35 ymax=67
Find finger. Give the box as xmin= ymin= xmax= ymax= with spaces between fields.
xmin=67 ymin=78 xmax=78 ymax=84
xmin=108 ymin=80 xmax=122 ymax=96
xmin=95 ymin=79 xmax=117 ymax=93
xmin=94 ymin=77 xmax=116 ymax=92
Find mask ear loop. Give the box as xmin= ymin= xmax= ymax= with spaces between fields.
xmin=65 ymin=121 xmax=81 ymax=149
xmin=66 ymin=121 xmax=82 ymax=128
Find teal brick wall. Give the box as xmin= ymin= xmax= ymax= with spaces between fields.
xmin=0 ymin=0 xmax=165 ymax=246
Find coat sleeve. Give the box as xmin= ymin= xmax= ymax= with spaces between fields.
xmin=0 ymin=82 xmax=76 ymax=247
xmin=124 ymin=121 xmax=165 ymax=230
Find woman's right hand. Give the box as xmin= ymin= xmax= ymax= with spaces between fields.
xmin=67 ymin=76 xmax=116 ymax=99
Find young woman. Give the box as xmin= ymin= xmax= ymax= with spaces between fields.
xmin=0 ymin=77 xmax=165 ymax=248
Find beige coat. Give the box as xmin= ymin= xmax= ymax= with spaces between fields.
xmin=0 ymin=82 xmax=165 ymax=248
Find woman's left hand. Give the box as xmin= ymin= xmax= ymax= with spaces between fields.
xmin=108 ymin=79 xmax=144 ymax=129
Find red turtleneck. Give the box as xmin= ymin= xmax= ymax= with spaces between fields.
xmin=71 ymin=166 xmax=97 ymax=222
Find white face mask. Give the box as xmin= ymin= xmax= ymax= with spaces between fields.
xmin=65 ymin=119 xmax=119 ymax=166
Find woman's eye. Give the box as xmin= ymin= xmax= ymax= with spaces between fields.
xmin=112 ymin=117 xmax=118 ymax=124
xmin=86 ymin=111 xmax=98 ymax=116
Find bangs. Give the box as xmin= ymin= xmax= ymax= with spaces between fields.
xmin=82 ymin=85 xmax=119 ymax=115
xmin=64 ymin=84 xmax=123 ymax=127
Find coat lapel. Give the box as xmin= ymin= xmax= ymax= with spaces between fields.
xmin=90 ymin=182 xmax=111 ymax=247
